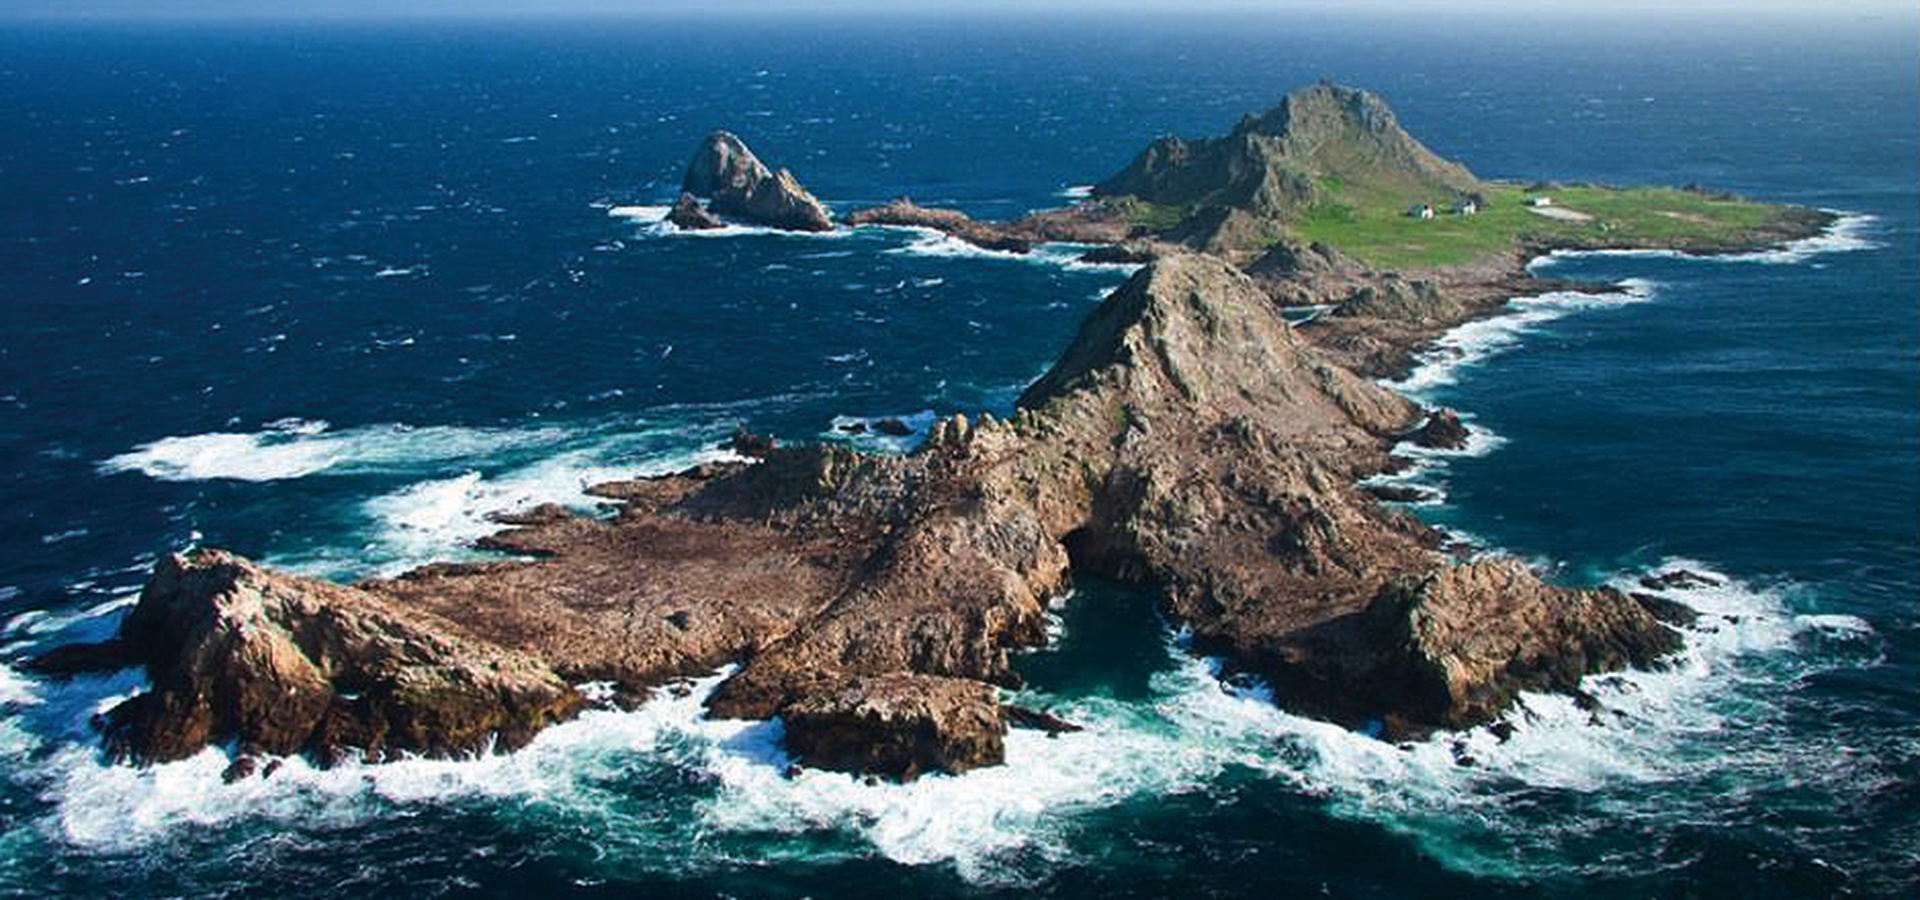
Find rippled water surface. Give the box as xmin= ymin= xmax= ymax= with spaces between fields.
xmin=0 ymin=14 xmax=1914 ymax=900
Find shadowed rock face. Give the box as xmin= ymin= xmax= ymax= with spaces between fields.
xmin=57 ymin=254 xmax=1683 ymax=776
xmin=783 ymin=673 xmax=1006 ymax=780
xmin=681 ymin=131 xmax=833 ymax=232
xmin=667 ymin=191 xmax=726 ymax=230
xmin=1366 ymin=560 xmax=1681 ymax=732
xmin=96 ymin=550 xmax=584 ymax=765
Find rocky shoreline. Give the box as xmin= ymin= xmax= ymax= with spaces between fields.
xmin=31 ymin=85 xmax=1834 ymax=782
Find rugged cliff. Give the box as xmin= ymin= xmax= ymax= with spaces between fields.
xmin=43 ymin=253 xmax=1683 ymax=775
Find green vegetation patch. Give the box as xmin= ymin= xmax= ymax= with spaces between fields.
xmin=1295 ymin=182 xmax=1794 ymax=270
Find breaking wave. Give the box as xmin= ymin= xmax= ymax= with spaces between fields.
xmin=0 ymin=559 xmax=1876 ymax=887
xmin=1389 ymin=279 xmax=1658 ymax=399
xmin=99 ymin=419 xmax=573 ymax=483
xmin=1528 ymin=211 xmax=1881 ymax=269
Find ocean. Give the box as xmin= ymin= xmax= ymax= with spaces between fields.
xmin=0 ymin=12 xmax=1913 ymax=899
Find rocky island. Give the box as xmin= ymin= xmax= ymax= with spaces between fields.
xmin=34 ymin=84 xmax=1831 ymax=781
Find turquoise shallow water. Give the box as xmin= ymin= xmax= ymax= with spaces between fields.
xmin=0 ymin=14 xmax=1913 ymax=899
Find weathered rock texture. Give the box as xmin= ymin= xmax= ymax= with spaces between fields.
xmin=682 ymin=131 xmax=833 ymax=232
xmin=47 ymin=252 xmax=1692 ymax=774
xmin=666 ymin=191 xmax=726 ymax=231
xmin=783 ymin=673 xmax=1006 ymax=780
xmin=43 ymin=83 xmax=1830 ymax=778
xmin=92 ymin=550 xmax=583 ymax=765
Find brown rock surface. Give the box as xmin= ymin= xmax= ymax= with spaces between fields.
xmin=782 ymin=673 xmax=1006 ymax=780
xmin=843 ymin=196 xmax=1137 ymax=253
xmin=1365 ymin=558 xmax=1683 ymax=735
xmin=666 ymin=191 xmax=726 ymax=230
xmin=681 ymin=131 xmax=833 ymax=232
xmin=98 ymin=550 xmax=584 ymax=764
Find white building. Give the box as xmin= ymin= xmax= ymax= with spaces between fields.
xmin=1408 ymin=204 xmax=1436 ymax=220
xmin=1454 ymin=200 xmax=1478 ymax=215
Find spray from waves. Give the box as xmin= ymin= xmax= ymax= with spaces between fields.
xmin=99 ymin=419 xmax=574 ymax=483
xmin=607 ymin=204 xmax=855 ymax=241
xmin=1387 ymin=279 xmax=1657 ymax=400
xmin=879 ymin=227 xmax=1144 ymax=274
xmin=1528 ymin=211 xmax=1882 ymax=270
xmin=1265 ymin=560 xmax=1883 ymax=881
xmin=346 ymin=439 xmax=751 ymax=578
xmin=821 ymin=409 xmax=937 ymax=455
xmin=1 ymin=558 xmax=1879 ymax=887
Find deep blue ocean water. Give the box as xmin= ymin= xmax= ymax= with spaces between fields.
xmin=0 ymin=13 xmax=1913 ymax=899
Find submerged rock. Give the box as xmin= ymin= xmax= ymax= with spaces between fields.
xmin=681 ymin=131 xmax=833 ymax=232
xmin=782 ymin=673 xmax=1005 ymax=780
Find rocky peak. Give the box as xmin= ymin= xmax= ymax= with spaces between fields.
xmin=680 ymin=130 xmax=833 ymax=232
xmin=1094 ymin=83 xmax=1480 ymax=255
xmin=1017 ymin=253 xmax=1415 ymax=438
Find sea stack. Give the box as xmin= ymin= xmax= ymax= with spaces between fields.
xmin=680 ymin=130 xmax=834 ymax=232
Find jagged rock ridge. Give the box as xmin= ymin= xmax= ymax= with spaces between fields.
xmin=680 ymin=130 xmax=834 ymax=232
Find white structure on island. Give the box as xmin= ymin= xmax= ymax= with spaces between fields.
xmin=1454 ymin=200 xmax=1478 ymax=215
xmin=1525 ymin=196 xmax=1554 ymax=207
xmin=1408 ymin=204 xmax=1436 ymax=220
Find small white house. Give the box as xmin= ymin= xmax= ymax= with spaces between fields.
xmin=1408 ymin=204 xmax=1436 ymax=220
xmin=1454 ymin=200 xmax=1479 ymax=215
xmin=1525 ymin=196 xmax=1554 ymax=207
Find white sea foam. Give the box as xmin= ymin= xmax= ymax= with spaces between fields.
xmin=608 ymin=203 xmax=856 ymax=241
xmin=0 ymin=558 xmax=1875 ymax=883
xmin=355 ymin=440 xmax=748 ymax=576
xmin=605 ymin=205 xmax=671 ymax=223
xmin=1388 ymin=279 xmax=1657 ymax=399
xmin=100 ymin=421 xmax=573 ymax=482
xmin=1528 ymin=211 xmax=1881 ymax=270
xmin=879 ymin=228 xmax=1144 ymax=274
xmin=822 ymin=409 xmax=937 ymax=454
xmin=1234 ymin=560 xmax=1879 ymax=878
xmin=1055 ymin=185 xmax=1094 ymax=200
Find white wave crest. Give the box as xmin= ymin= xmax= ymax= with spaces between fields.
xmin=1528 ymin=211 xmax=1881 ymax=270
xmin=821 ymin=409 xmax=937 ymax=454
xmin=100 ymin=421 xmax=573 ymax=483
xmin=879 ymin=227 xmax=1144 ymax=274
xmin=0 ymin=557 xmax=1878 ymax=884
xmin=1388 ymin=279 xmax=1657 ymax=398
xmin=354 ymin=441 xmax=747 ymax=576
xmin=609 ymin=203 xmax=855 ymax=241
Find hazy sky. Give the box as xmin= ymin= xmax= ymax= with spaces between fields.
xmin=2 ymin=0 xmax=1912 ymax=20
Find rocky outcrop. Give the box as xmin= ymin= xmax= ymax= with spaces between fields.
xmin=681 ymin=131 xmax=833 ymax=232
xmin=1095 ymin=83 xmax=1481 ymax=255
xmin=666 ymin=191 xmax=726 ymax=231
xmin=1365 ymin=559 xmax=1682 ymax=734
xmin=842 ymin=196 xmax=1138 ymax=253
xmin=782 ymin=673 xmax=1006 ymax=780
xmin=54 ymin=251 xmax=1689 ymax=777
xmin=1408 ymin=409 xmax=1471 ymax=450
xmin=91 ymin=550 xmax=584 ymax=765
